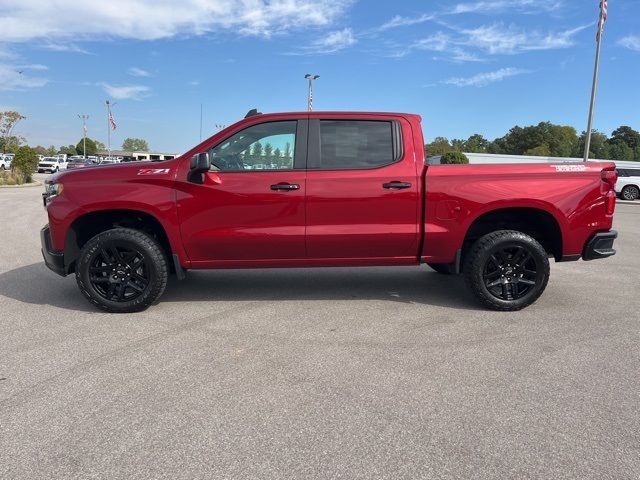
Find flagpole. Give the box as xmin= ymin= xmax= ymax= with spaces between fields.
xmin=584 ymin=1 xmax=606 ymax=162
xmin=106 ymin=100 xmax=111 ymax=161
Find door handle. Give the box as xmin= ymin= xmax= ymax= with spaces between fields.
xmin=271 ymin=183 xmax=300 ymax=191
xmin=383 ymin=181 xmax=412 ymax=190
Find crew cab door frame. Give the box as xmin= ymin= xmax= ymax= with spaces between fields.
xmin=303 ymin=113 xmax=421 ymax=264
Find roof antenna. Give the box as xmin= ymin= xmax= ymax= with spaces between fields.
xmin=245 ymin=108 xmax=261 ymax=118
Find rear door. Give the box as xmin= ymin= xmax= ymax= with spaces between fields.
xmin=305 ymin=116 xmax=420 ymax=262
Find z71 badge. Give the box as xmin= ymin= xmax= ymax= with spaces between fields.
xmin=137 ymin=168 xmax=170 ymax=175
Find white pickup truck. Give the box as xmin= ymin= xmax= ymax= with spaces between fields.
xmin=0 ymin=154 xmax=13 ymax=170
xmin=38 ymin=157 xmax=68 ymax=173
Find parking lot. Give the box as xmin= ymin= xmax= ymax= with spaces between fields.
xmin=1 ymin=179 xmax=639 ymax=479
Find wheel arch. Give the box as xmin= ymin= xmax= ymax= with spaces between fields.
xmin=461 ymin=206 xmax=564 ymax=264
xmin=64 ymin=209 xmax=174 ymax=274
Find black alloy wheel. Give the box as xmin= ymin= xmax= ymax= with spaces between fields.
xmin=463 ymin=230 xmax=550 ymax=311
xmin=482 ymin=244 xmax=540 ymax=301
xmin=89 ymin=243 xmax=150 ymax=303
xmin=76 ymin=228 xmax=168 ymax=313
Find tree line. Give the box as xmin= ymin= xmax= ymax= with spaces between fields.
xmin=241 ymin=141 xmax=293 ymax=167
xmin=426 ymin=123 xmax=640 ymax=161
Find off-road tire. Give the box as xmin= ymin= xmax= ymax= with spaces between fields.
xmin=463 ymin=230 xmax=550 ymax=311
xmin=76 ymin=228 xmax=168 ymax=313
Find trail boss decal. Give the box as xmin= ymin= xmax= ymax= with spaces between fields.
xmin=137 ymin=168 xmax=170 ymax=175
xmin=554 ymin=165 xmax=587 ymax=172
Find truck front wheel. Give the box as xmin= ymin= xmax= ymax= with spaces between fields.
xmin=75 ymin=228 xmax=168 ymax=313
xmin=463 ymin=230 xmax=550 ymax=311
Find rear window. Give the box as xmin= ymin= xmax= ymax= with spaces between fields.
xmin=626 ymin=169 xmax=640 ymax=178
xmin=318 ymin=120 xmax=396 ymax=170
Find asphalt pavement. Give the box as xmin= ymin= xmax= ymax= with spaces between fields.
xmin=1 ymin=179 xmax=639 ymax=479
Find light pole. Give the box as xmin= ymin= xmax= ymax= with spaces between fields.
xmin=78 ymin=114 xmax=89 ymax=157
xmin=304 ymin=74 xmax=320 ymax=111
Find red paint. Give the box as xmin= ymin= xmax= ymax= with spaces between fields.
xmin=45 ymin=111 xmax=617 ymax=270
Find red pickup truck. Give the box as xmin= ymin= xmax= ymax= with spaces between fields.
xmin=41 ymin=110 xmax=618 ymax=313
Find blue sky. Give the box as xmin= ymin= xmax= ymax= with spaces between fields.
xmin=1 ymin=0 xmax=638 ymax=153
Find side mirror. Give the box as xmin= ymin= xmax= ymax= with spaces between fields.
xmin=190 ymin=152 xmax=210 ymax=173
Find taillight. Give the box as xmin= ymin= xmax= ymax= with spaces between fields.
xmin=606 ymin=190 xmax=616 ymax=215
xmin=601 ymin=169 xmax=618 ymax=189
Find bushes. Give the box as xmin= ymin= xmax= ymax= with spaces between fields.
xmin=441 ymin=152 xmax=469 ymax=165
xmin=11 ymin=146 xmax=38 ymax=183
xmin=0 ymin=169 xmax=27 ymax=185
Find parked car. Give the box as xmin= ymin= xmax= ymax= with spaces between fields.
xmin=41 ymin=110 xmax=618 ymax=313
xmin=616 ymin=164 xmax=640 ymax=201
xmin=38 ymin=157 xmax=68 ymax=173
xmin=66 ymin=158 xmax=95 ymax=170
xmin=0 ymin=155 xmax=12 ymax=170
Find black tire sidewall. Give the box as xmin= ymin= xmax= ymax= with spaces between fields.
xmin=76 ymin=229 xmax=167 ymax=313
xmin=464 ymin=231 xmax=550 ymax=311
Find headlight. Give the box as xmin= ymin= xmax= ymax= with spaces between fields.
xmin=43 ymin=183 xmax=64 ymax=206
xmin=45 ymin=183 xmax=64 ymax=196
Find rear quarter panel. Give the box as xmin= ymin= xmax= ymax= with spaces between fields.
xmin=422 ymin=162 xmax=615 ymax=263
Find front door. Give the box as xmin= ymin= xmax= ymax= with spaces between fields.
xmin=177 ymin=120 xmax=307 ymax=266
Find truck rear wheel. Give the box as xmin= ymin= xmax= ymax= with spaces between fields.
xmin=463 ymin=230 xmax=549 ymax=311
xmin=75 ymin=228 xmax=168 ymax=313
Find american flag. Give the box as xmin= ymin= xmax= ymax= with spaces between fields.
xmin=308 ymin=87 xmax=313 ymax=112
xmin=108 ymin=110 xmax=117 ymax=130
xmin=597 ymin=0 xmax=608 ymax=41
xmin=83 ymin=124 xmax=87 ymax=135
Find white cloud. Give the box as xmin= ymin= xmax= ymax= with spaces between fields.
xmin=128 ymin=67 xmax=151 ymax=77
xmin=460 ymin=23 xmax=588 ymax=54
xmin=0 ymin=63 xmax=48 ymax=90
xmin=304 ymin=28 xmax=357 ymax=54
xmin=618 ymin=35 xmax=640 ymax=52
xmin=379 ymin=14 xmax=435 ymax=31
xmin=0 ymin=0 xmax=353 ymax=42
xmin=443 ymin=67 xmax=529 ymax=87
xmin=100 ymin=83 xmax=151 ymax=100
xmin=412 ymin=32 xmax=483 ymax=62
xmin=41 ymin=42 xmax=89 ymax=54
xmin=450 ymin=0 xmax=561 ymax=15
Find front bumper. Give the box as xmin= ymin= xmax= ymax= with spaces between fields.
xmin=41 ymin=225 xmax=66 ymax=276
xmin=583 ymin=230 xmax=617 ymax=261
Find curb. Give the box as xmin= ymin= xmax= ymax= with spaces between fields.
xmin=618 ymin=200 xmax=639 ymax=205
xmin=0 ymin=181 xmax=42 ymax=189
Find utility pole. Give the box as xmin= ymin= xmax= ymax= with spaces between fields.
xmin=583 ymin=0 xmax=608 ymax=162
xmin=78 ymin=114 xmax=89 ymax=157
xmin=304 ymin=74 xmax=320 ymax=111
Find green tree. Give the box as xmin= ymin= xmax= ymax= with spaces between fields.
xmin=0 ymin=111 xmax=26 ymax=151
xmin=524 ymin=144 xmax=551 ymax=156
xmin=273 ymin=147 xmax=282 ymax=167
xmin=451 ymin=139 xmax=465 ymax=151
xmin=608 ymin=140 xmax=634 ymax=160
xmin=575 ymin=130 xmax=610 ymax=159
xmin=95 ymin=140 xmax=106 ymax=150
xmin=252 ymin=141 xmax=263 ymax=157
xmin=59 ymin=145 xmax=77 ymax=156
xmin=283 ymin=142 xmax=291 ymax=160
xmin=440 ymin=152 xmax=469 ymax=165
xmin=76 ymin=138 xmax=97 ymax=156
xmin=425 ymin=137 xmax=452 ymax=157
xmin=610 ymin=126 xmax=640 ymax=151
xmin=12 ymin=146 xmax=38 ymax=183
xmin=46 ymin=145 xmax=57 ymax=156
xmin=264 ymin=142 xmax=273 ymax=160
xmin=464 ymin=134 xmax=489 ymax=153
xmin=121 ymin=138 xmax=149 ymax=151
